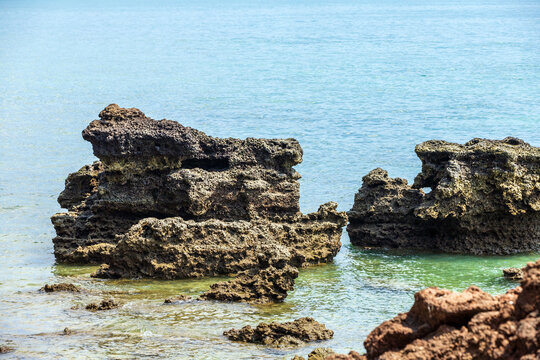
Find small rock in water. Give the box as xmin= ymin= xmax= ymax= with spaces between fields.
xmin=40 ymin=283 xmax=80 ymax=292
xmin=85 ymin=299 xmax=120 ymax=311
xmin=503 ymin=267 xmax=523 ymax=280
xmin=0 ymin=345 xmax=14 ymax=354
xmin=200 ymin=265 xmax=298 ymax=304
xmin=163 ymin=294 xmax=192 ymax=304
xmin=306 ymin=347 xmax=336 ymax=360
xmin=224 ymin=317 xmax=333 ymax=348
xmin=325 ymin=351 xmax=366 ymax=360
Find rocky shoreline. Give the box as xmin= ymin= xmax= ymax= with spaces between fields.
xmin=326 ymin=259 xmax=540 ymax=359
xmin=46 ymin=105 xmax=539 ymax=358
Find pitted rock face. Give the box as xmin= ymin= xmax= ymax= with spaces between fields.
xmin=51 ymin=105 xmax=347 ymax=286
xmin=200 ymin=264 xmax=299 ymax=304
xmin=347 ymin=138 xmax=540 ymax=254
xmin=224 ymin=317 xmax=334 ymax=347
xmin=83 ymin=104 xmax=302 ymax=170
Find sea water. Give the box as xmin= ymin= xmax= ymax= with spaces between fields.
xmin=0 ymin=0 xmax=539 ymax=358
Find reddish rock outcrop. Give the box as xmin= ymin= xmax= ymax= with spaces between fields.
xmin=224 ymin=317 xmax=333 ymax=347
xmin=347 ymin=138 xmax=540 ymax=254
xmin=51 ymin=105 xmax=347 ymax=282
xmin=334 ymin=259 xmax=540 ymax=359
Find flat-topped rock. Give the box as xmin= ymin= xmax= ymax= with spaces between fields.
xmin=347 ymin=138 xmax=540 ymax=254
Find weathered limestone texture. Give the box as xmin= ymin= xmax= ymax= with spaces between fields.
xmin=331 ymin=259 xmax=540 ymax=360
xmin=224 ymin=317 xmax=333 ymax=347
xmin=347 ymin=138 xmax=540 ymax=254
xmin=51 ymin=105 xmax=347 ymax=280
xmin=200 ymin=264 xmax=299 ymax=304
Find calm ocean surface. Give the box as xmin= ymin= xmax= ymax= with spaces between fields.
xmin=0 ymin=0 xmax=539 ymax=358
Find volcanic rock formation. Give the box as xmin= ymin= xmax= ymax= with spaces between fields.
xmin=51 ymin=105 xmax=347 ymax=280
xmin=224 ymin=317 xmax=333 ymax=347
xmin=331 ymin=259 xmax=540 ymax=359
xmin=347 ymin=138 xmax=540 ymax=254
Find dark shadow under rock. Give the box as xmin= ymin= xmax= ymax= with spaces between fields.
xmin=224 ymin=317 xmax=333 ymax=348
xmin=40 ymin=283 xmax=81 ymax=293
xmin=200 ymin=265 xmax=298 ymax=304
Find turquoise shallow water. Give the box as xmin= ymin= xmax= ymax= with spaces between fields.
xmin=0 ymin=0 xmax=539 ymax=358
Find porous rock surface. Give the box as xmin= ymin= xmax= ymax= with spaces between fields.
xmin=200 ymin=264 xmax=298 ymax=304
xmin=224 ymin=317 xmax=333 ymax=347
xmin=85 ymin=299 xmax=120 ymax=311
xmin=503 ymin=267 xmax=524 ymax=281
xmin=347 ymin=138 xmax=540 ymax=254
xmin=40 ymin=283 xmax=81 ymax=292
xmin=333 ymin=259 xmax=540 ymax=360
xmin=51 ymin=105 xmax=347 ymax=280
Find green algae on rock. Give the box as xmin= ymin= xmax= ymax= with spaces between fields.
xmin=347 ymin=138 xmax=540 ymax=254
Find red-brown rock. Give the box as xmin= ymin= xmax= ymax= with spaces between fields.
xmin=335 ymin=259 xmax=540 ymax=359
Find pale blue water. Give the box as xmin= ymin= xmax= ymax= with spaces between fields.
xmin=0 ymin=0 xmax=539 ymax=359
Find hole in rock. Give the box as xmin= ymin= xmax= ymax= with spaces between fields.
xmin=181 ymin=158 xmax=230 ymax=171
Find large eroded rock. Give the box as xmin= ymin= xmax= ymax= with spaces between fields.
xmin=51 ymin=105 xmax=347 ymax=281
xmin=347 ymin=138 xmax=540 ymax=254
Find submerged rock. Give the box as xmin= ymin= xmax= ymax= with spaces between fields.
xmin=85 ymin=299 xmax=120 ymax=311
xmin=40 ymin=283 xmax=81 ymax=292
xmin=163 ymin=294 xmax=192 ymax=304
xmin=336 ymin=259 xmax=540 ymax=359
xmin=347 ymin=138 xmax=540 ymax=254
xmin=224 ymin=317 xmax=333 ymax=347
xmin=503 ymin=267 xmax=524 ymax=280
xmin=200 ymin=264 xmax=298 ymax=304
xmin=52 ymin=105 xmax=347 ymax=281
